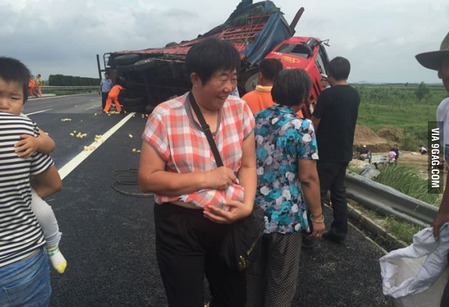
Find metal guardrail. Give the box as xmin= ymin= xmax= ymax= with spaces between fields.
xmin=345 ymin=171 xmax=438 ymax=227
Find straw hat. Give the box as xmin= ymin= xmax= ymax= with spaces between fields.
xmin=416 ymin=32 xmax=449 ymax=70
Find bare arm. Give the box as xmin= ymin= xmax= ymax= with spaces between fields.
xmin=298 ymin=159 xmax=325 ymax=238
xmin=311 ymin=116 xmax=321 ymax=132
xmin=433 ymin=171 xmax=449 ymax=240
xmin=36 ymin=129 xmax=55 ymax=153
xmin=138 ymin=141 xmax=238 ymax=196
xmin=30 ymin=165 xmax=62 ymax=198
xmin=237 ymin=132 xmax=257 ymax=213
xmin=15 ymin=129 xmax=56 ymax=157
xmin=204 ymin=132 xmax=257 ymax=223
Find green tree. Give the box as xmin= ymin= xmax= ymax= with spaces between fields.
xmin=48 ymin=74 xmax=98 ymax=86
xmin=415 ymin=81 xmax=430 ymax=102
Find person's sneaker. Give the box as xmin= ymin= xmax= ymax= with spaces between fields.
xmin=322 ymin=230 xmax=345 ymax=244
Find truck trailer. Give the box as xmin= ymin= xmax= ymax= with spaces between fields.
xmin=98 ymin=0 xmax=330 ymax=117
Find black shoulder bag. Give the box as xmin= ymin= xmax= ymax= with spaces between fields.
xmin=188 ymin=91 xmax=264 ymax=272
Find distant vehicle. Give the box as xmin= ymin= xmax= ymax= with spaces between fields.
xmin=98 ymin=0 xmax=330 ymax=116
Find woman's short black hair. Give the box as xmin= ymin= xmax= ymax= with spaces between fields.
xmin=327 ymin=56 xmax=351 ymax=81
xmin=0 ymin=57 xmax=31 ymax=102
xmin=186 ymin=37 xmax=240 ymax=84
xmin=271 ymin=69 xmax=311 ymax=107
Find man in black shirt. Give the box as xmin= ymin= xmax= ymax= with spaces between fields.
xmin=312 ymin=56 xmax=360 ymax=243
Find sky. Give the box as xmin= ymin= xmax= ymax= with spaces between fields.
xmin=1 ymin=0 xmax=448 ymax=84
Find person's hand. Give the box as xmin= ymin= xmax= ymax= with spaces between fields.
xmin=309 ymin=223 xmax=325 ymax=240
xmin=309 ymin=214 xmax=325 ymax=240
xmin=432 ymin=212 xmax=449 ymax=240
xmin=204 ymin=166 xmax=238 ymax=190
xmin=15 ymin=134 xmax=39 ymax=158
xmin=203 ymin=200 xmax=251 ymax=224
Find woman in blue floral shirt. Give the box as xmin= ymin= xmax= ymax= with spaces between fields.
xmin=247 ymin=69 xmax=325 ymax=307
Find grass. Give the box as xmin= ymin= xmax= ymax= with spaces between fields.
xmin=374 ymin=164 xmax=441 ymax=206
xmin=348 ymin=163 xmax=438 ymax=245
xmin=354 ymin=83 xmax=447 ymax=150
xmin=371 ymin=164 xmax=441 ymax=244
xmin=384 ymin=216 xmax=422 ymax=245
xmin=350 ymin=84 xmax=447 ymax=245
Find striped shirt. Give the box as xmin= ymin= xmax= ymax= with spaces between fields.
xmin=0 ymin=113 xmax=54 ymax=267
xmin=142 ymin=92 xmax=254 ymax=209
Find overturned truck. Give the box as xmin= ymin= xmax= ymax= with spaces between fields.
xmin=99 ymin=0 xmax=330 ymax=117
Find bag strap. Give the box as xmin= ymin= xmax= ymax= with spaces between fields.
xmin=188 ymin=91 xmax=224 ymax=167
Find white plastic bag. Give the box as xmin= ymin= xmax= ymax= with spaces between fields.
xmin=380 ymin=223 xmax=449 ymax=306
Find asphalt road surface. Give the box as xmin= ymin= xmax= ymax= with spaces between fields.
xmin=23 ymin=94 xmax=395 ymax=306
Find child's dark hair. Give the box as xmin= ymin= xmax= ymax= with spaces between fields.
xmin=327 ymin=56 xmax=351 ymax=81
xmin=271 ymin=69 xmax=311 ymax=107
xmin=259 ymin=58 xmax=283 ymax=82
xmin=0 ymin=57 xmax=31 ymax=102
xmin=186 ymin=37 xmax=240 ymax=84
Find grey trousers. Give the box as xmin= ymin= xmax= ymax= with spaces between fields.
xmin=31 ymin=189 xmax=62 ymax=248
xmin=246 ymin=232 xmax=302 ymax=307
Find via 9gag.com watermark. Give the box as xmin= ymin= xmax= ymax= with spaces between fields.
xmin=428 ymin=121 xmax=444 ymax=194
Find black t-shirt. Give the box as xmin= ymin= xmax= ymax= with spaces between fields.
xmin=313 ymin=85 xmax=360 ymax=163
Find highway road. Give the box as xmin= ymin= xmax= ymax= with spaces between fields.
xmin=23 ymin=94 xmax=395 ymax=306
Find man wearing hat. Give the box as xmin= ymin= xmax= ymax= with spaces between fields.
xmin=416 ymin=31 xmax=449 ymax=305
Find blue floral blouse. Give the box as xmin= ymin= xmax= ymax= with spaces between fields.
xmin=254 ymin=105 xmax=319 ymax=234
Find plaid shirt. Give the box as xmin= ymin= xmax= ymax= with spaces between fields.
xmin=142 ymin=92 xmax=254 ymax=209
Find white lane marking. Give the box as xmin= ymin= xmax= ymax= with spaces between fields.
xmin=24 ymin=109 xmax=53 ymax=116
xmin=58 ymin=112 xmax=136 ymax=180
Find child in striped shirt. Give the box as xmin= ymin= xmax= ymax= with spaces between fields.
xmin=0 ymin=57 xmax=67 ymax=274
xmin=14 ymin=120 xmax=68 ymax=274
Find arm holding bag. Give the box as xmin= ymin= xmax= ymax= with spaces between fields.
xmin=380 ymin=223 xmax=449 ymax=306
xmin=189 ymin=91 xmax=264 ymax=272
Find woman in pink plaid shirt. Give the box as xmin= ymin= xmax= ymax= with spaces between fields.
xmin=139 ymin=37 xmax=257 ymax=307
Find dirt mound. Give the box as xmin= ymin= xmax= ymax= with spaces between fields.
xmin=377 ymin=127 xmax=404 ymax=143
xmin=353 ymin=125 xmax=392 ymax=152
xmin=351 ymin=125 xmax=429 ymax=176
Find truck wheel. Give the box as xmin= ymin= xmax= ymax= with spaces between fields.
xmin=116 ymin=64 xmax=135 ymax=72
xmin=145 ymin=104 xmax=156 ymax=114
xmin=124 ymin=105 xmax=146 ymax=113
xmin=239 ymin=67 xmax=259 ymax=94
xmin=113 ymin=54 xmax=140 ymax=66
xmin=122 ymin=97 xmax=145 ymax=107
xmin=134 ymin=58 xmax=157 ymax=71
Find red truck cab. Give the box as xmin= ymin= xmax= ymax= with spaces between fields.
xmin=244 ymin=36 xmax=329 ymax=118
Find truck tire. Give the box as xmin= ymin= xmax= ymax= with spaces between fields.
xmin=124 ymin=104 xmax=146 ymax=113
xmin=116 ymin=64 xmax=135 ymax=73
xmin=134 ymin=58 xmax=158 ymax=71
xmin=122 ymin=97 xmax=145 ymax=107
xmin=238 ymin=67 xmax=259 ymax=95
xmin=113 ymin=54 xmax=140 ymax=66
xmin=145 ymin=104 xmax=156 ymax=114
